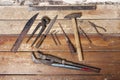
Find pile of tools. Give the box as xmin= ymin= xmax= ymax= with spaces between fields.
xmin=11 ymin=12 xmax=107 ymax=73
xmin=11 ymin=13 xmax=58 ymax=52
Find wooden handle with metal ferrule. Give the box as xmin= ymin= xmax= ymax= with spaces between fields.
xmin=72 ymin=18 xmax=83 ymax=61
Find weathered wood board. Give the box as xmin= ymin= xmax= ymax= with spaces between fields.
xmin=0 ymin=5 xmax=119 ymax=80
xmin=0 ymin=75 xmax=113 ymax=80
xmin=0 ymin=5 xmax=120 ymax=34
xmin=0 ymin=51 xmax=119 ymax=74
xmin=0 ymin=35 xmax=119 ymax=80
xmin=0 ymin=35 xmax=119 ymax=51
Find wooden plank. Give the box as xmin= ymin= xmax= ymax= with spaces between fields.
xmin=0 ymin=20 xmax=120 ymax=34
xmin=0 ymin=51 xmax=119 ymax=74
xmin=0 ymin=35 xmax=119 ymax=51
xmin=0 ymin=74 xmax=119 ymax=80
xmin=0 ymin=6 xmax=120 ymax=34
xmin=0 ymin=5 xmax=120 ymax=19
xmin=0 ymin=5 xmax=119 ymax=80
xmin=0 ymin=75 xmax=106 ymax=80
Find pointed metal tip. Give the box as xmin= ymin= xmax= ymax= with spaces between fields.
xmin=32 ymin=13 xmax=39 ymax=19
xmin=55 ymin=15 xmax=58 ymax=18
xmin=35 ymin=13 xmax=39 ymax=16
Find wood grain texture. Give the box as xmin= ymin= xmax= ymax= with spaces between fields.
xmin=0 ymin=18 xmax=120 ymax=34
xmin=0 ymin=5 xmax=120 ymax=80
xmin=0 ymin=34 xmax=119 ymax=51
xmin=0 ymin=35 xmax=117 ymax=79
xmin=0 ymin=51 xmax=119 ymax=74
xmin=0 ymin=75 xmax=108 ymax=80
xmin=0 ymin=5 xmax=120 ymax=34
xmin=0 ymin=5 xmax=120 ymax=19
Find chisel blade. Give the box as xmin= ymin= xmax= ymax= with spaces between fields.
xmin=11 ymin=13 xmax=39 ymax=52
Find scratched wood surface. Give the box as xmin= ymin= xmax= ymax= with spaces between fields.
xmin=0 ymin=75 xmax=116 ymax=80
xmin=0 ymin=34 xmax=120 ymax=51
xmin=0 ymin=35 xmax=119 ymax=80
xmin=0 ymin=5 xmax=120 ymax=34
xmin=0 ymin=5 xmax=120 ymax=80
xmin=0 ymin=51 xmax=119 ymax=74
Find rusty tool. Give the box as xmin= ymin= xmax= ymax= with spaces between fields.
xmin=79 ymin=26 xmax=92 ymax=43
xmin=50 ymin=30 xmax=61 ymax=45
xmin=54 ymin=31 xmax=61 ymax=45
xmin=35 ymin=15 xmax=58 ymax=48
xmin=64 ymin=13 xmax=83 ymax=61
xmin=29 ymin=5 xmax=96 ymax=11
xmin=30 ymin=16 xmax=51 ymax=46
xmin=58 ymin=23 xmax=76 ymax=54
xmin=32 ymin=51 xmax=101 ymax=73
xmin=26 ymin=22 xmax=41 ymax=43
xmin=88 ymin=21 xmax=107 ymax=36
xmin=50 ymin=30 xmax=58 ymax=45
xmin=11 ymin=13 xmax=39 ymax=52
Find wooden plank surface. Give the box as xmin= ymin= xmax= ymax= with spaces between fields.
xmin=0 ymin=75 xmax=107 ymax=80
xmin=0 ymin=18 xmax=120 ymax=34
xmin=0 ymin=5 xmax=120 ymax=80
xmin=0 ymin=6 xmax=120 ymax=34
xmin=0 ymin=51 xmax=119 ymax=74
xmin=0 ymin=35 xmax=119 ymax=80
xmin=0 ymin=34 xmax=119 ymax=51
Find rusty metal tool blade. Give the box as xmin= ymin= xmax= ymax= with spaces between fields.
xmin=79 ymin=26 xmax=92 ymax=43
xmin=58 ymin=23 xmax=76 ymax=54
xmin=11 ymin=13 xmax=39 ymax=52
xmin=35 ymin=15 xmax=58 ymax=48
xmin=31 ymin=23 xmax=46 ymax=47
xmin=31 ymin=16 xmax=51 ymax=46
xmin=26 ymin=22 xmax=42 ymax=43
xmin=50 ymin=30 xmax=58 ymax=45
xmin=29 ymin=5 xmax=96 ymax=11
xmin=88 ymin=21 xmax=107 ymax=36
xmin=54 ymin=31 xmax=61 ymax=45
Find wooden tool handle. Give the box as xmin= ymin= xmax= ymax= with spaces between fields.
xmin=72 ymin=18 xmax=83 ymax=61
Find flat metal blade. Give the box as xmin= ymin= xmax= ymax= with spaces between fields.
xmin=11 ymin=13 xmax=39 ymax=52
